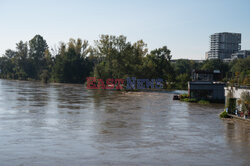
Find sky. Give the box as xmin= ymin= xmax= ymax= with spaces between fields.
xmin=0 ymin=0 xmax=250 ymax=60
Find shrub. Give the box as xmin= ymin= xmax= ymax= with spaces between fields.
xmin=183 ymin=98 xmax=197 ymax=102
xmin=180 ymin=94 xmax=189 ymax=99
xmin=220 ymin=111 xmax=230 ymax=118
xmin=180 ymin=94 xmax=189 ymax=101
xmin=198 ymin=100 xmax=210 ymax=104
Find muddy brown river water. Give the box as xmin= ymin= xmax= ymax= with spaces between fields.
xmin=0 ymin=79 xmax=250 ymax=166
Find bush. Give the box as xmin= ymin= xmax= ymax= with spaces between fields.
xmin=220 ymin=111 xmax=230 ymax=118
xmin=180 ymin=94 xmax=189 ymax=101
xmin=180 ymin=94 xmax=189 ymax=99
xmin=198 ymin=100 xmax=210 ymax=104
xmin=183 ymin=98 xmax=197 ymax=102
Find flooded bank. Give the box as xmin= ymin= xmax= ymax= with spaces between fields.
xmin=0 ymin=79 xmax=250 ymax=166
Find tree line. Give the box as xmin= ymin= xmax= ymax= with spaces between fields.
xmin=0 ymin=34 xmax=250 ymax=89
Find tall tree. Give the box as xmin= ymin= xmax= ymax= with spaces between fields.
xmin=29 ymin=35 xmax=48 ymax=79
xmin=93 ymin=35 xmax=147 ymax=80
xmin=52 ymin=39 xmax=92 ymax=83
xmin=143 ymin=46 xmax=174 ymax=87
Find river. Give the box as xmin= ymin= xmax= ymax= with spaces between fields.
xmin=0 ymin=79 xmax=249 ymax=166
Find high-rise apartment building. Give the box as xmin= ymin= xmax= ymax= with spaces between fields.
xmin=206 ymin=32 xmax=241 ymax=60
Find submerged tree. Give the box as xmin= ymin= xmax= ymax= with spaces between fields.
xmin=93 ymin=35 xmax=147 ymax=80
xmin=28 ymin=35 xmax=49 ymax=79
xmin=143 ymin=46 xmax=174 ymax=88
xmin=52 ymin=39 xmax=92 ymax=83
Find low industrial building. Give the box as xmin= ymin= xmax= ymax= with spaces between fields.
xmin=188 ymin=70 xmax=225 ymax=102
xmin=231 ymin=50 xmax=250 ymax=59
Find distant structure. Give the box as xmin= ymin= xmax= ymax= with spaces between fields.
xmin=231 ymin=50 xmax=250 ymax=59
xmin=188 ymin=70 xmax=225 ymax=102
xmin=206 ymin=32 xmax=241 ymax=60
xmin=171 ymin=59 xmax=204 ymax=63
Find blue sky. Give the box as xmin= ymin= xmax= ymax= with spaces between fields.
xmin=0 ymin=0 xmax=249 ymax=59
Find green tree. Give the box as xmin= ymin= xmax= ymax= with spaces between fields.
xmin=52 ymin=39 xmax=92 ymax=83
xmin=176 ymin=73 xmax=190 ymax=90
xmin=29 ymin=35 xmax=48 ymax=79
xmin=93 ymin=35 xmax=147 ymax=80
xmin=13 ymin=41 xmax=29 ymax=79
xmin=143 ymin=46 xmax=174 ymax=88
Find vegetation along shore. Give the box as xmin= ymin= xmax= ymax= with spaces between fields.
xmin=0 ymin=35 xmax=250 ymax=90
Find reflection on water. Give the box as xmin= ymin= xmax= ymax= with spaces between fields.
xmin=0 ymin=79 xmax=250 ymax=166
